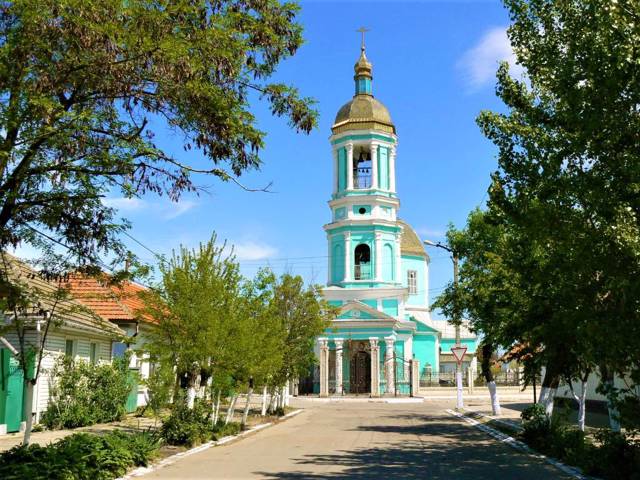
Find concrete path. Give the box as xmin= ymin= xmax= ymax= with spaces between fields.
xmin=144 ymin=400 xmax=572 ymax=479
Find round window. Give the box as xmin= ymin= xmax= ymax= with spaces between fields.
xmin=359 ymin=207 xmax=367 ymax=214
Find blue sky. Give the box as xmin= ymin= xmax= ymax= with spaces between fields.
xmin=35 ymin=1 xmax=520 ymax=318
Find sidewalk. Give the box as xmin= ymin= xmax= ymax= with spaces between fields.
xmin=0 ymin=415 xmax=158 ymax=452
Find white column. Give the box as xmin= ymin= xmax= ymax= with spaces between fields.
xmin=385 ymin=336 xmax=395 ymax=395
xmin=389 ymin=146 xmax=397 ymax=192
xmin=344 ymin=232 xmax=351 ymax=281
xmin=333 ymin=148 xmax=338 ymax=194
xmin=346 ymin=143 xmax=354 ymax=190
xmin=369 ymin=338 xmax=380 ymax=397
xmin=375 ymin=232 xmax=383 ymax=281
xmin=335 ymin=338 xmax=344 ymax=395
xmin=318 ymin=338 xmax=329 ymax=397
xmin=370 ymin=143 xmax=378 ymax=189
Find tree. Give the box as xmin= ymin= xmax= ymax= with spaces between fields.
xmin=267 ymin=274 xmax=333 ymax=408
xmin=141 ymin=235 xmax=243 ymax=409
xmin=476 ymin=0 xmax=640 ymax=428
xmin=0 ymin=0 xmax=317 ymax=269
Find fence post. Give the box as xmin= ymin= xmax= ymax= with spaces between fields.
xmin=410 ymin=359 xmax=420 ymax=397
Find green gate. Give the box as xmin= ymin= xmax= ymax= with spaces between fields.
xmin=0 ymin=349 xmax=24 ymax=433
xmin=126 ymin=368 xmax=139 ymax=413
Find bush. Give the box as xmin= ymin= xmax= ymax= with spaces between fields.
xmin=583 ymin=430 xmax=640 ymax=480
xmin=0 ymin=430 xmax=160 ymax=480
xmin=161 ymin=400 xmax=211 ymax=447
xmin=520 ymin=404 xmax=551 ymax=448
xmin=212 ymin=421 xmax=241 ymax=440
xmin=41 ymin=356 xmax=133 ymax=429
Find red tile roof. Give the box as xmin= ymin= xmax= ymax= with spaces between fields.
xmin=65 ymin=274 xmax=156 ymax=324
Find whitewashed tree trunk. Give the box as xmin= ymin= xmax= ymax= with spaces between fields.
xmin=212 ymin=390 xmax=221 ymax=425
xmin=22 ymin=381 xmax=34 ymax=445
xmin=225 ymin=394 xmax=238 ymax=425
xmin=242 ymin=388 xmax=253 ymax=427
xmin=261 ymin=386 xmax=268 ymax=416
xmin=186 ymin=386 xmax=197 ymax=409
xmin=487 ymin=381 xmax=501 ymax=416
xmin=569 ymin=379 xmax=588 ymax=431
xmin=538 ymin=386 xmax=556 ymax=417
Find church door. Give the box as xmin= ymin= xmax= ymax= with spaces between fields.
xmin=350 ymin=349 xmax=371 ymax=394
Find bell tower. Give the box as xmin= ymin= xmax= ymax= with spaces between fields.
xmin=325 ymin=39 xmax=402 ymax=289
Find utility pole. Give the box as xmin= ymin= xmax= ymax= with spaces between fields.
xmin=424 ymin=239 xmax=464 ymax=410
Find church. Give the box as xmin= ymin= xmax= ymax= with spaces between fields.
xmin=313 ymin=41 xmax=478 ymax=397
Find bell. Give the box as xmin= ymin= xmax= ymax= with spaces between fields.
xmin=358 ymin=151 xmax=365 ymax=161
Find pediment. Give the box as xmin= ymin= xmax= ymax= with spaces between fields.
xmin=337 ymin=300 xmax=396 ymax=321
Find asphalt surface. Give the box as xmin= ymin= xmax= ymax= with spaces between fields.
xmin=145 ymin=400 xmax=572 ymax=479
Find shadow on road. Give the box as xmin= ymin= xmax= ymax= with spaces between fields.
xmin=255 ymin=414 xmax=563 ymax=479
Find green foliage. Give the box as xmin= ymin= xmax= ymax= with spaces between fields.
xmin=160 ymin=400 xmax=211 ymax=447
xmin=41 ymin=356 xmax=131 ymax=429
xmin=0 ymin=430 xmax=161 ymax=480
xmin=584 ymin=430 xmax=640 ymax=480
xmin=521 ymin=404 xmax=551 ymax=447
xmin=0 ymin=0 xmax=317 ymax=268
xmin=142 ymin=234 xmax=333 ymax=407
xmin=211 ymin=421 xmax=241 ymax=440
xmin=143 ymin=361 xmax=175 ymax=419
xmin=519 ymin=404 xmax=640 ymax=479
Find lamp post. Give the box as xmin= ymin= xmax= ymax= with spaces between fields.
xmin=423 ymin=239 xmax=464 ymax=410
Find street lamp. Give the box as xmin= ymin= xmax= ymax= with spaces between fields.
xmin=423 ymin=239 xmax=464 ymax=410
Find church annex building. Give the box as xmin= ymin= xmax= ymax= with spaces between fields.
xmin=313 ymin=43 xmax=478 ymax=397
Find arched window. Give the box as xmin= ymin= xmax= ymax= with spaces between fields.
xmin=354 ymin=243 xmax=371 ymax=280
xmin=332 ymin=244 xmax=344 ymax=284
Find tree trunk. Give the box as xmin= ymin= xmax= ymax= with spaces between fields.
xmin=600 ymin=366 xmax=621 ymax=432
xmin=481 ymin=343 xmax=501 ymax=416
xmin=539 ymin=366 xmax=560 ymax=417
xmin=241 ymin=387 xmax=253 ymax=427
xmin=261 ymin=386 xmax=268 ymax=416
xmin=22 ymin=380 xmax=35 ymax=445
xmin=186 ymin=385 xmax=197 ymax=409
xmin=225 ymin=394 xmax=238 ymax=425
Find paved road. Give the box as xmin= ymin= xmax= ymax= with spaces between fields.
xmin=145 ymin=400 xmax=571 ymax=479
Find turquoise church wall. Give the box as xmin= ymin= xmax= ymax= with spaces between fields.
xmin=382 ymin=299 xmax=398 ymax=317
xmin=414 ymin=334 xmax=438 ymax=376
xmin=331 ymin=238 xmax=345 ymax=284
xmin=401 ymin=255 xmax=427 ymax=306
xmin=382 ymin=243 xmax=395 ymax=281
xmin=337 ymin=147 xmax=346 ymax=192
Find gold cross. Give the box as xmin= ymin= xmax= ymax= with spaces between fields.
xmin=356 ymin=26 xmax=370 ymax=51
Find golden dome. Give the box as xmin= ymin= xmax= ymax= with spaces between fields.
xmin=331 ymin=46 xmax=396 ymax=135
xmin=398 ymin=220 xmax=429 ymax=260
xmin=333 ymin=96 xmax=394 ymax=134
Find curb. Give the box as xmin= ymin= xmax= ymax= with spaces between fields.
xmin=446 ymin=409 xmax=589 ymax=480
xmin=119 ymin=409 xmax=304 ymax=479
xmin=462 ymin=409 xmax=523 ymax=432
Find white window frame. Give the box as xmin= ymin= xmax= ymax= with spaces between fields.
xmin=407 ymin=270 xmax=417 ymax=294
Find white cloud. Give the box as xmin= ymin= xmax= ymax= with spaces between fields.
xmin=103 ymin=197 xmax=146 ymax=211
xmin=232 ymin=241 xmax=277 ymax=261
xmin=457 ymin=26 xmax=524 ymax=91
xmin=163 ymin=200 xmax=198 ymax=220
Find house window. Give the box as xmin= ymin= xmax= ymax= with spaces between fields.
xmin=89 ymin=343 xmax=98 ymax=365
xmin=408 ymin=270 xmax=417 ymax=294
xmin=65 ymin=339 xmax=75 ymax=358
